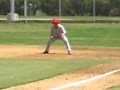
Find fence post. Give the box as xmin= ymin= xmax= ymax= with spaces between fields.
xmin=24 ymin=0 xmax=28 ymax=23
xmin=93 ymin=0 xmax=96 ymax=23
xmin=59 ymin=0 xmax=61 ymax=18
xmin=7 ymin=0 xmax=18 ymax=22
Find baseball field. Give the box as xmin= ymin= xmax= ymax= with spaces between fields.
xmin=0 ymin=23 xmax=120 ymax=90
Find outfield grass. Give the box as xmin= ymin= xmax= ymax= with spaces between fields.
xmin=0 ymin=59 xmax=110 ymax=89
xmin=0 ymin=23 xmax=120 ymax=47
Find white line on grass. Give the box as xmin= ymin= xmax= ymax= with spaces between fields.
xmin=50 ymin=69 xmax=120 ymax=90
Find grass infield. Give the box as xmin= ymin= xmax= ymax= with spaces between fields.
xmin=0 ymin=59 xmax=110 ymax=89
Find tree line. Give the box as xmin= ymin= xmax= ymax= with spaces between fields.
xmin=0 ymin=0 xmax=120 ymax=16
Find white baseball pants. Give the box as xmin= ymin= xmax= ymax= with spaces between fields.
xmin=44 ymin=36 xmax=71 ymax=52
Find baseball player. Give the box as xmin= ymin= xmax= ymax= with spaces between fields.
xmin=43 ymin=18 xmax=72 ymax=55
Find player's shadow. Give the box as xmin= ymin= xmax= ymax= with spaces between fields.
xmin=36 ymin=52 xmax=56 ymax=55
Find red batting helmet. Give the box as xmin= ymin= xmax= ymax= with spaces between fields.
xmin=52 ymin=18 xmax=60 ymax=24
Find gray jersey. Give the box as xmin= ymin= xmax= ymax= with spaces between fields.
xmin=50 ymin=24 xmax=66 ymax=38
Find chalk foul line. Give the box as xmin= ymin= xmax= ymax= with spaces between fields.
xmin=50 ymin=69 xmax=120 ymax=90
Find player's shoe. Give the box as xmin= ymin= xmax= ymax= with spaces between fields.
xmin=68 ymin=51 xmax=72 ymax=55
xmin=43 ymin=51 xmax=49 ymax=54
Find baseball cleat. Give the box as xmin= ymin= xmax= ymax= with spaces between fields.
xmin=68 ymin=51 xmax=72 ymax=55
xmin=43 ymin=51 xmax=49 ymax=54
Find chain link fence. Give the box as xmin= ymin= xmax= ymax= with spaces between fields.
xmin=0 ymin=0 xmax=120 ymax=23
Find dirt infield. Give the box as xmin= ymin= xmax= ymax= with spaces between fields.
xmin=0 ymin=45 xmax=120 ymax=90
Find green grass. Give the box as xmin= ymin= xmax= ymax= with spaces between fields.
xmin=0 ymin=23 xmax=118 ymax=89
xmin=0 ymin=59 xmax=110 ymax=89
xmin=106 ymin=85 xmax=120 ymax=90
xmin=0 ymin=23 xmax=120 ymax=47
xmin=66 ymin=23 xmax=120 ymax=47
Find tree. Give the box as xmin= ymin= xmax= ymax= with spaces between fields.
xmin=40 ymin=0 xmax=59 ymax=15
xmin=0 ymin=0 xmax=120 ymax=16
xmin=109 ymin=0 xmax=120 ymax=16
xmin=15 ymin=0 xmax=42 ymax=15
xmin=0 ymin=0 xmax=9 ymax=15
xmin=27 ymin=0 xmax=42 ymax=15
